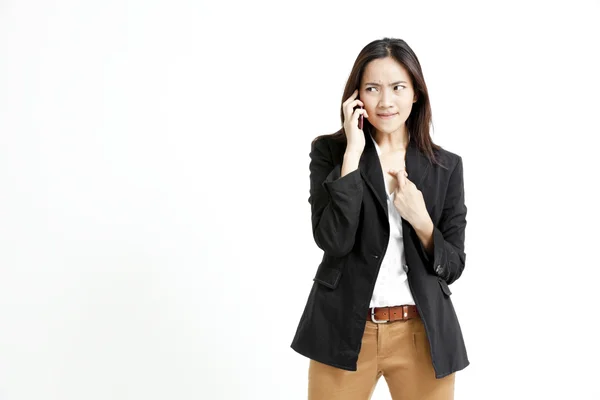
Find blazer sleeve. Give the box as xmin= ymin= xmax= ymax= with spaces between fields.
xmin=420 ymin=156 xmax=467 ymax=285
xmin=308 ymin=138 xmax=364 ymax=257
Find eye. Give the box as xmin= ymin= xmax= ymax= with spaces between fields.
xmin=365 ymin=86 xmax=406 ymax=92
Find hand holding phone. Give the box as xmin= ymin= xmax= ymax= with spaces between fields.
xmin=343 ymin=89 xmax=367 ymax=152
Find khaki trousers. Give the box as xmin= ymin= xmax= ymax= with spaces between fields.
xmin=308 ymin=316 xmax=455 ymax=400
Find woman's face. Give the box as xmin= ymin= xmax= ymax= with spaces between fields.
xmin=359 ymin=57 xmax=417 ymax=136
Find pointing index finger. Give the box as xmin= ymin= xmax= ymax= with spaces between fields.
xmin=389 ymin=168 xmax=407 ymax=188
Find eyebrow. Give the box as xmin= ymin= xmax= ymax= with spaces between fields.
xmin=364 ymin=81 xmax=408 ymax=86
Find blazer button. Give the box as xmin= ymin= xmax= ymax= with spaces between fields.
xmin=403 ymin=264 xmax=409 ymax=273
xmin=435 ymin=265 xmax=443 ymax=274
xmin=373 ymin=255 xmax=379 ymax=259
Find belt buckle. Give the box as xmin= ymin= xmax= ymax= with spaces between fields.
xmin=370 ymin=307 xmax=388 ymax=324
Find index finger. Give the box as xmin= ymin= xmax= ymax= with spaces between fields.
xmin=343 ymin=89 xmax=359 ymax=106
xmin=389 ymin=168 xmax=407 ymax=189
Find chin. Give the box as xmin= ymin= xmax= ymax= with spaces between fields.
xmin=376 ymin=125 xmax=400 ymax=134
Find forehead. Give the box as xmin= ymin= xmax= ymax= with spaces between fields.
xmin=362 ymin=57 xmax=411 ymax=83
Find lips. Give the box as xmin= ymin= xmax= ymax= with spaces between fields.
xmin=377 ymin=113 xmax=398 ymax=119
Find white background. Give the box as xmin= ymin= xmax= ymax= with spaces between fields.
xmin=1 ymin=0 xmax=599 ymax=399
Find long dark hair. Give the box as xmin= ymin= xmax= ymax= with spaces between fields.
xmin=314 ymin=37 xmax=445 ymax=167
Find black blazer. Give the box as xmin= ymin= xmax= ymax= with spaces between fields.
xmin=290 ymin=130 xmax=469 ymax=379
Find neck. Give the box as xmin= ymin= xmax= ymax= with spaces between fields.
xmin=372 ymin=128 xmax=410 ymax=152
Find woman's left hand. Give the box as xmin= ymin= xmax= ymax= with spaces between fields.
xmin=388 ymin=168 xmax=429 ymax=227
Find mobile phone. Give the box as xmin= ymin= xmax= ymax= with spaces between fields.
xmin=358 ymin=106 xmax=364 ymax=130
xmin=357 ymin=94 xmax=364 ymax=130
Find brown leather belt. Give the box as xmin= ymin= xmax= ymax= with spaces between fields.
xmin=367 ymin=305 xmax=419 ymax=323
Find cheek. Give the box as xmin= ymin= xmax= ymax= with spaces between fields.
xmin=364 ymin=104 xmax=377 ymax=116
xmin=399 ymin=99 xmax=415 ymax=113
xmin=362 ymin=99 xmax=374 ymax=110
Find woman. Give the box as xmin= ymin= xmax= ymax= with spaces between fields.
xmin=290 ymin=38 xmax=469 ymax=400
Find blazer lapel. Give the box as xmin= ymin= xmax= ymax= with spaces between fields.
xmin=359 ymin=134 xmax=388 ymax=214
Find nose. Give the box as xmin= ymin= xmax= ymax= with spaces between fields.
xmin=378 ymin=88 xmax=394 ymax=108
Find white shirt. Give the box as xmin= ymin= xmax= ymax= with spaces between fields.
xmin=368 ymin=133 xmax=416 ymax=308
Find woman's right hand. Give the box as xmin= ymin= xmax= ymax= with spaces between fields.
xmin=343 ymin=89 xmax=368 ymax=153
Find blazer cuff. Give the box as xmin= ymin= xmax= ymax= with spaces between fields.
xmin=417 ymin=225 xmax=447 ymax=278
xmin=322 ymin=165 xmax=362 ymax=193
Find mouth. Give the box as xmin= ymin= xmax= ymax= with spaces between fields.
xmin=377 ymin=113 xmax=398 ymax=119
